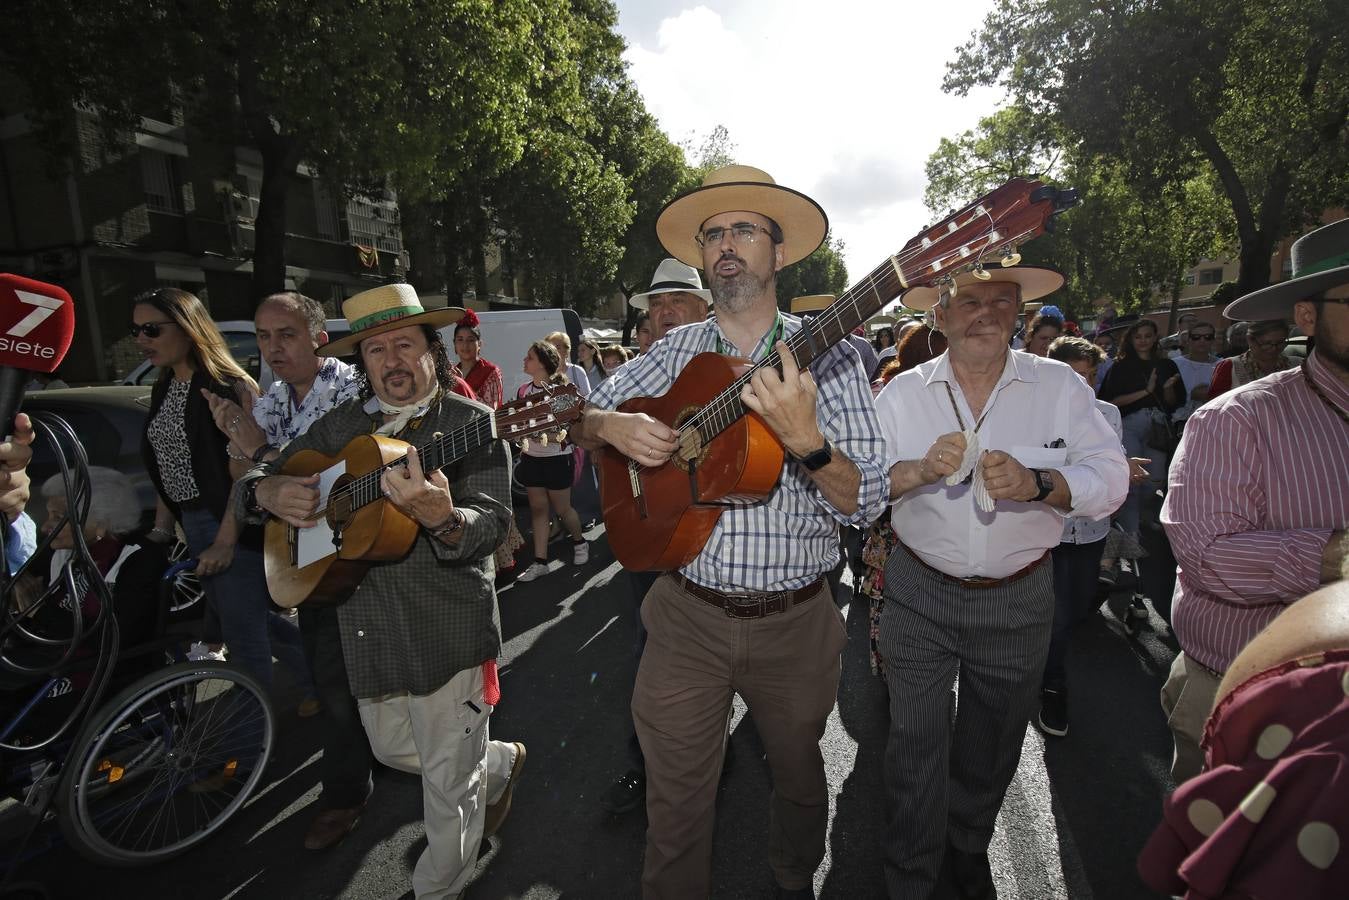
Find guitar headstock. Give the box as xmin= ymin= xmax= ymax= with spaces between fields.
xmin=495 ymin=383 xmax=585 ymax=446
xmin=892 ymin=178 xmax=1078 ymax=304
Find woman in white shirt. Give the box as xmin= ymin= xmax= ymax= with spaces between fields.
xmin=515 ymin=341 xmax=588 ymax=582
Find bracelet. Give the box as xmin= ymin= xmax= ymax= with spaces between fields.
xmin=429 ymin=509 xmax=465 ymax=538
xmin=251 ymin=443 xmax=275 ymax=464
xmin=225 ymin=441 xmax=249 ymax=462
xmin=147 ymin=526 xmax=174 ymax=543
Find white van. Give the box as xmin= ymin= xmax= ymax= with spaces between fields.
xmin=122 ymin=308 xmax=583 ymax=396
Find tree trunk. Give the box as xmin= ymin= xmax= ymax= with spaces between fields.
xmin=250 ymin=140 xmax=298 ymax=302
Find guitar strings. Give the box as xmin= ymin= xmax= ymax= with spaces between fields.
xmin=679 ymin=219 xmax=1039 ymax=444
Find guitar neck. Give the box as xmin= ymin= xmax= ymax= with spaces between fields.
xmin=689 ymin=260 xmax=907 ymax=443
xmin=345 ymin=414 xmax=497 ymax=513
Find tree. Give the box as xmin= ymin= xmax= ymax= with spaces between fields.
xmin=944 ymin=0 xmax=1349 ymax=297
xmin=775 ymin=233 xmax=850 ymax=311
xmin=4 ymin=0 xmax=560 ymax=302
xmin=924 ymin=105 xmax=1229 ymax=320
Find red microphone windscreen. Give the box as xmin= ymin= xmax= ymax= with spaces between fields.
xmin=0 ymin=274 xmax=76 ymax=373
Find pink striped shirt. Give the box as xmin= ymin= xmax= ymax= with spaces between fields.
xmin=1162 ymin=351 xmax=1349 ymax=672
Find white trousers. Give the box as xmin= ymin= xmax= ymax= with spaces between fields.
xmin=359 ymin=666 xmax=515 ymax=900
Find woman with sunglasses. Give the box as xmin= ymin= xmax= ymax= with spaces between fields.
xmin=133 ymin=289 xmax=314 ymax=700
xmin=1171 ymin=322 xmax=1220 ymax=422
xmin=1207 ymin=320 xmax=1293 ymax=400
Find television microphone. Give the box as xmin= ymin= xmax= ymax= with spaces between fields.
xmin=0 ymin=274 xmax=76 ymax=438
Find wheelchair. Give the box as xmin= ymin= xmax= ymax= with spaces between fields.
xmin=0 ymin=413 xmax=276 ymax=875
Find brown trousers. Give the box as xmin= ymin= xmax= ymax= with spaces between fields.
xmin=633 ymin=575 xmax=846 ymax=899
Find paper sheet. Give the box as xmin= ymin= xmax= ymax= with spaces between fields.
xmin=296 ymin=459 xmax=347 ymax=568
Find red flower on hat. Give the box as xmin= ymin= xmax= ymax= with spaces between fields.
xmin=461 ymin=308 xmax=480 ymax=328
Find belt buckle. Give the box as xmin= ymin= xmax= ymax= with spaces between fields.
xmin=722 ymin=592 xmax=764 ymax=618
xmin=958 ymin=575 xmax=993 ymax=587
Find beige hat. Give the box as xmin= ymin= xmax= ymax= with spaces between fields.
xmin=901 ymin=266 xmax=1064 ymax=312
xmin=656 ymin=165 xmax=827 ymax=269
xmin=789 ymin=295 xmax=834 ymax=315
xmin=629 ymin=259 xmax=714 ymax=310
xmin=319 ymin=283 xmax=464 ymax=357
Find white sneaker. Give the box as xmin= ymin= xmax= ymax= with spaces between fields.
xmin=516 ymin=561 xmax=549 ymax=583
xmin=187 ymin=641 xmax=226 ymax=662
xmin=572 ymin=542 xmax=589 ymax=565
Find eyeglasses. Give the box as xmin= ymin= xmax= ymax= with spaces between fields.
xmin=1250 ymin=338 xmax=1288 ymax=351
xmin=129 ymin=321 xmax=178 ymax=338
xmin=1187 ymin=331 xmax=1215 ymax=340
xmin=695 ymin=222 xmax=775 ymax=248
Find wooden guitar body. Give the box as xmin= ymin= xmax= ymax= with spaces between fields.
xmin=264 ymin=434 xmax=420 ymax=608
xmin=598 ymin=352 xmax=784 ymax=571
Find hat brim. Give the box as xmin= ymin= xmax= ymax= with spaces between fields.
xmin=1223 ymin=266 xmax=1349 ymax=321
xmin=629 ymin=287 xmax=714 ymax=311
xmin=656 ymin=181 xmax=828 ymax=269
xmin=899 ymin=266 xmax=1065 ymax=312
xmin=318 ymin=308 xmax=465 ymax=358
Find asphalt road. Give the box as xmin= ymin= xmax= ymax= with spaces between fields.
xmin=11 ymin=514 xmax=1182 ymax=899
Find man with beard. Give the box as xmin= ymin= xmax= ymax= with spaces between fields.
xmin=573 ymin=165 xmax=888 ymax=899
xmin=1161 ymin=218 xmax=1349 ymax=783
xmin=238 ymin=284 xmax=524 ymax=899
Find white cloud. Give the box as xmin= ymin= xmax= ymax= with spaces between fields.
xmin=617 ymin=0 xmax=1005 ymax=290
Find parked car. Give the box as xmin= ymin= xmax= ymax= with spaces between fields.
xmin=20 ymin=386 xmax=202 ymax=616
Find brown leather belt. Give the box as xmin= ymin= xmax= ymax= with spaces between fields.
xmin=901 ymin=543 xmax=1049 ymax=590
xmin=671 ymin=573 xmax=824 ymax=619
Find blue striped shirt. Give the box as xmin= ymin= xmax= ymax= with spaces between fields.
xmin=588 ymin=314 xmax=888 ymax=592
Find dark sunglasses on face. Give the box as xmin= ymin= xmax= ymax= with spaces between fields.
xmin=129 ymin=321 xmax=178 ymax=338
xmin=1188 ymin=331 xmax=1215 ymax=340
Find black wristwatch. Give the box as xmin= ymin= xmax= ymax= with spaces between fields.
xmin=1030 ymin=468 xmax=1055 ymax=502
xmin=796 ymin=439 xmax=834 ymax=472
xmin=243 ymin=478 xmax=264 ymax=516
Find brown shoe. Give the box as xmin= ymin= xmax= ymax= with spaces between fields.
xmin=304 ymin=802 xmax=366 ymax=851
xmin=483 ymin=742 xmax=526 ymax=838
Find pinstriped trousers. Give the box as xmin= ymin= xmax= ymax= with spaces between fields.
xmin=878 ymin=548 xmax=1054 ymax=900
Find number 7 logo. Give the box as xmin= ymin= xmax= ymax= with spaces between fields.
xmin=9 ymin=290 xmax=63 ymax=338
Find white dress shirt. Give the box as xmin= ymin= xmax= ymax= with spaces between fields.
xmin=875 ymin=350 xmax=1128 ymax=579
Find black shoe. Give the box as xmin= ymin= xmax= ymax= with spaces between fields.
xmin=946 ymin=844 xmax=996 ymax=900
xmin=1096 ymin=566 xmax=1117 ymax=588
xmin=1037 ymin=688 xmax=1068 ymax=738
xmin=600 ymin=768 xmax=646 ymax=815
xmin=1115 ymin=561 xmax=1140 ymax=592
xmin=1128 ymin=596 xmax=1149 ymax=621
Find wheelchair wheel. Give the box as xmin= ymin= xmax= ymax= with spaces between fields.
xmin=55 ymin=662 xmax=274 ymax=866
xmin=167 ymin=537 xmax=204 ymax=618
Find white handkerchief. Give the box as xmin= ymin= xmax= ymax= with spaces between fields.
xmin=945 ymin=428 xmax=981 ymax=487
xmin=971 ymin=454 xmax=996 ymax=512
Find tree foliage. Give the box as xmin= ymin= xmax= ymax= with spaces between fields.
xmin=944 ymin=0 xmax=1349 ymax=297
xmin=924 ymin=105 xmax=1229 ymax=319
xmin=775 ymin=233 xmax=850 ymax=311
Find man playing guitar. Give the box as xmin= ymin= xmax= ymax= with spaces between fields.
xmin=573 ymin=165 xmax=889 ymax=899
xmin=238 ymin=284 xmax=525 ymax=900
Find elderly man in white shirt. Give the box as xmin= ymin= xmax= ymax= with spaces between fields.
xmin=873 ymin=267 xmax=1128 ymax=900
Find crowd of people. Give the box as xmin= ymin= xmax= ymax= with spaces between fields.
xmin=0 ymin=164 xmax=1344 ymax=900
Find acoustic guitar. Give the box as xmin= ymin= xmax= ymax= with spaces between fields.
xmin=264 ymin=383 xmax=583 ymax=608
xmin=599 ymin=177 xmax=1078 ymax=571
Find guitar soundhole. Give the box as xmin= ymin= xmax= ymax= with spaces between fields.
xmin=326 ymin=473 xmax=356 ymax=529
xmin=672 ymin=405 xmax=708 ymax=474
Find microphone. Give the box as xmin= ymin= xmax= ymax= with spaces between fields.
xmin=0 ymin=274 xmax=76 ymax=437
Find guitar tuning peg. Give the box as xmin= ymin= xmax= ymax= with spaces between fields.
xmin=1000 ymin=247 xmax=1022 ymax=267
xmin=556 ymin=428 xmax=568 ymax=443
xmin=972 ymin=265 xmax=991 ymax=281
xmin=520 ymin=437 xmax=530 ymax=452
xmin=538 ymin=433 xmax=549 ymax=446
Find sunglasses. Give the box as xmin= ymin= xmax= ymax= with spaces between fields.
xmin=129 ymin=321 xmax=179 ymax=338
xmin=1187 ymin=331 xmax=1215 ymax=340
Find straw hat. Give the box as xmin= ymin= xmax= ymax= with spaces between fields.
xmin=900 ymin=266 xmax=1064 ymax=312
xmin=319 ymin=284 xmax=464 ymax=358
xmin=789 ymin=295 xmax=834 ymax=316
xmin=656 ymin=165 xmax=827 ymax=269
xmin=629 ymin=259 xmax=714 ymax=310
xmin=1225 ymin=218 xmax=1349 ymax=320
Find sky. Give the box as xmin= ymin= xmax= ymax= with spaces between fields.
xmin=614 ymin=0 xmax=1006 ymax=302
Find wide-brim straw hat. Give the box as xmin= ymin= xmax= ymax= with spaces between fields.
xmin=1225 ymin=218 xmax=1349 ymax=320
xmin=790 ymin=295 xmax=834 ymax=315
xmin=900 ymin=266 xmax=1065 ymax=312
xmin=319 ymin=283 xmax=464 ymax=357
xmin=656 ymin=165 xmax=827 ymax=269
xmin=629 ymin=258 xmax=714 ymax=310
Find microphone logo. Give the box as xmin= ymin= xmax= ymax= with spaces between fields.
xmin=7 ymin=290 xmax=63 ymax=338
xmin=0 ymin=273 xmax=76 ymax=371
